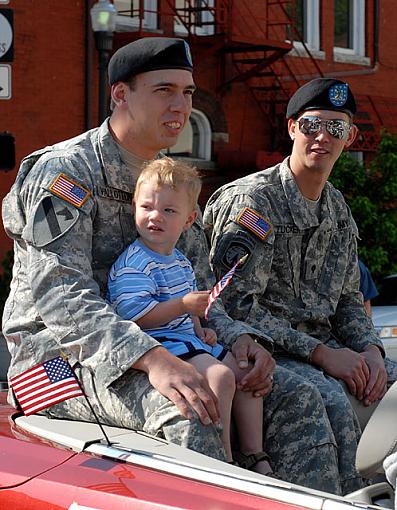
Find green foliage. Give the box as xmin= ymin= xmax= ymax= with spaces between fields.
xmin=0 ymin=250 xmax=13 ymax=319
xmin=329 ymin=132 xmax=397 ymax=282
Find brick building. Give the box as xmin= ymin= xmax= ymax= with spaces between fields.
xmin=1 ymin=0 xmax=397 ymax=264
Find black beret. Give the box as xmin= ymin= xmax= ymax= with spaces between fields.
xmin=286 ymin=78 xmax=357 ymax=119
xmin=108 ymin=37 xmax=193 ymax=85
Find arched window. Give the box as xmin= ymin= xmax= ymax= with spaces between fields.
xmin=167 ymin=108 xmax=212 ymax=161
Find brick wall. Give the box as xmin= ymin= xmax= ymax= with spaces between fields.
xmin=1 ymin=1 xmax=91 ymax=262
xmin=1 ymin=0 xmax=397 ymax=264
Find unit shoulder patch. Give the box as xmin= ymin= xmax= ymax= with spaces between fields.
xmin=223 ymin=241 xmax=251 ymax=269
xmin=49 ymin=173 xmax=91 ymax=208
xmin=236 ymin=207 xmax=272 ymax=240
xmin=32 ymin=195 xmax=79 ymax=247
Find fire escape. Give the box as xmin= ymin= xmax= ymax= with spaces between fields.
xmin=115 ymin=0 xmax=391 ymax=153
xmin=212 ymin=0 xmax=324 ymax=151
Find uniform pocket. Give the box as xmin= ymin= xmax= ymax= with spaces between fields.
xmin=318 ymin=230 xmax=350 ymax=298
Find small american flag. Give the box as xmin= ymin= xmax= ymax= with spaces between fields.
xmin=10 ymin=356 xmax=84 ymax=416
xmin=237 ymin=207 xmax=271 ymax=240
xmin=49 ymin=174 xmax=90 ymax=208
xmin=204 ymin=255 xmax=247 ymax=319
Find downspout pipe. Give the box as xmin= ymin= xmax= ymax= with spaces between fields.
xmin=85 ymin=0 xmax=93 ymax=131
xmin=374 ymin=0 xmax=379 ymax=65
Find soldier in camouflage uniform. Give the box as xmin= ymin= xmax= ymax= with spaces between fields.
xmin=3 ymin=40 xmax=348 ymax=494
xmin=204 ymin=78 xmax=397 ymax=495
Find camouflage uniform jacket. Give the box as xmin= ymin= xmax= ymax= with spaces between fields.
xmin=204 ymin=157 xmax=383 ymax=361
xmin=2 ymin=120 xmax=269 ymax=405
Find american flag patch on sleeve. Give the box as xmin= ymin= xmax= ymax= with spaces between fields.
xmin=237 ymin=207 xmax=272 ymax=240
xmin=49 ymin=174 xmax=91 ymax=208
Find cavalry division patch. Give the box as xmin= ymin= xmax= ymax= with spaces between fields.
xmin=32 ymin=196 xmax=79 ymax=247
xmin=49 ymin=174 xmax=91 ymax=208
xmin=237 ymin=207 xmax=272 ymax=240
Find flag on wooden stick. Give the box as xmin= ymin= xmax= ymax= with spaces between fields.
xmin=10 ymin=355 xmax=84 ymax=416
xmin=204 ymin=254 xmax=248 ymax=319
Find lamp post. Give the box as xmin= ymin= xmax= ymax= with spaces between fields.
xmin=90 ymin=0 xmax=118 ymax=124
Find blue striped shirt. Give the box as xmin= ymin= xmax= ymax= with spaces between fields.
xmin=107 ymin=239 xmax=197 ymax=341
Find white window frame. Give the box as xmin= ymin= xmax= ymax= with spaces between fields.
xmin=303 ymin=0 xmax=320 ymax=51
xmin=114 ymin=0 xmax=158 ymax=32
xmin=289 ymin=0 xmax=324 ymax=59
xmin=174 ymin=0 xmax=215 ymax=36
xmin=334 ymin=0 xmax=369 ymax=63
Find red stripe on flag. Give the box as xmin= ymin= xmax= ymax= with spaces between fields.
xmin=10 ymin=356 xmax=84 ymax=416
xmin=204 ymin=258 xmax=243 ymax=319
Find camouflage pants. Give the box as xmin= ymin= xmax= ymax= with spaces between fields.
xmin=275 ymin=357 xmax=363 ymax=495
xmin=275 ymin=355 xmax=397 ymax=495
xmin=45 ymin=366 xmax=226 ymax=461
xmin=47 ymin=363 xmax=345 ymax=495
xmin=263 ymin=364 xmax=342 ymax=494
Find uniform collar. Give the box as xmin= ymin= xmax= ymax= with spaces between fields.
xmin=95 ymin=119 xmax=142 ymax=192
xmin=279 ymin=158 xmax=334 ymax=230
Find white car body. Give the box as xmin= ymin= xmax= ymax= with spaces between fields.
xmin=372 ymin=305 xmax=397 ymax=362
xmin=371 ymin=273 xmax=397 ymax=363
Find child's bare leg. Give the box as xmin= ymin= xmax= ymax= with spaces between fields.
xmin=222 ymin=352 xmax=273 ymax=475
xmin=189 ymin=353 xmax=236 ymax=462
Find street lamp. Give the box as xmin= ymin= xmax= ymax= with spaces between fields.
xmin=90 ymin=0 xmax=118 ymax=124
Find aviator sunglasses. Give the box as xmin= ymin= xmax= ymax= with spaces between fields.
xmin=297 ymin=116 xmax=352 ymax=140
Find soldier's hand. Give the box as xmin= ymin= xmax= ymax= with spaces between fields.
xmin=182 ymin=291 xmax=211 ymax=317
xmin=361 ymin=345 xmax=388 ymax=405
xmin=311 ymin=344 xmax=370 ymax=399
xmin=133 ymin=346 xmax=220 ymax=425
xmin=232 ymin=334 xmax=275 ymax=397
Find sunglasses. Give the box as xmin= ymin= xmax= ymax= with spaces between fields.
xmin=297 ymin=116 xmax=351 ymax=140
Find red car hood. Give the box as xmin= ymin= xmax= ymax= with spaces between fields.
xmin=0 ymin=392 xmax=76 ymax=488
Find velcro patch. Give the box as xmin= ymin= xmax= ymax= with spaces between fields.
xmin=237 ymin=207 xmax=272 ymax=240
xmin=49 ymin=173 xmax=91 ymax=208
xmin=32 ymin=196 xmax=79 ymax=247
xmin=223 ymin=241 xmax=251 ymax=270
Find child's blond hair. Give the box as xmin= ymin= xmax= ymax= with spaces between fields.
xmin=134 ymin=157 xmax=202 ymax=210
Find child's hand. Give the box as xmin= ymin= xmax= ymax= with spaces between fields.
xmin=201 ymin=328 xmax=217 ymax=346
xmin=182 ymin=291 xmax=210 ymax=317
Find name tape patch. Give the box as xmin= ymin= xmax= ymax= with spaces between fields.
xmin=49 ymin=174 xmax=91 ymax=208
xmin=237 ymin=207 xmax=272 ymax=240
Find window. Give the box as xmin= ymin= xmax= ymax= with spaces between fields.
xmin=114 ymin=0 xmax=157 ymax=31
xmin=167 ymin=109 xmax=212 ymax=160
xmin=287 ymin=0 xmax=321 ymax=52
xmin=174 ymin=0 xmax=215 ymax=36
xmin=334 ymin=0 xmax=353 ymax=48
xmin=334 ymin=0 xmax=367 ymax=61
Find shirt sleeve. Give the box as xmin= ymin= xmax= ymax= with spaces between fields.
xmin=107 ymin=263 xmax=159 ymax=321
xmin=331 ymin=235 xmax=384 ymax=355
